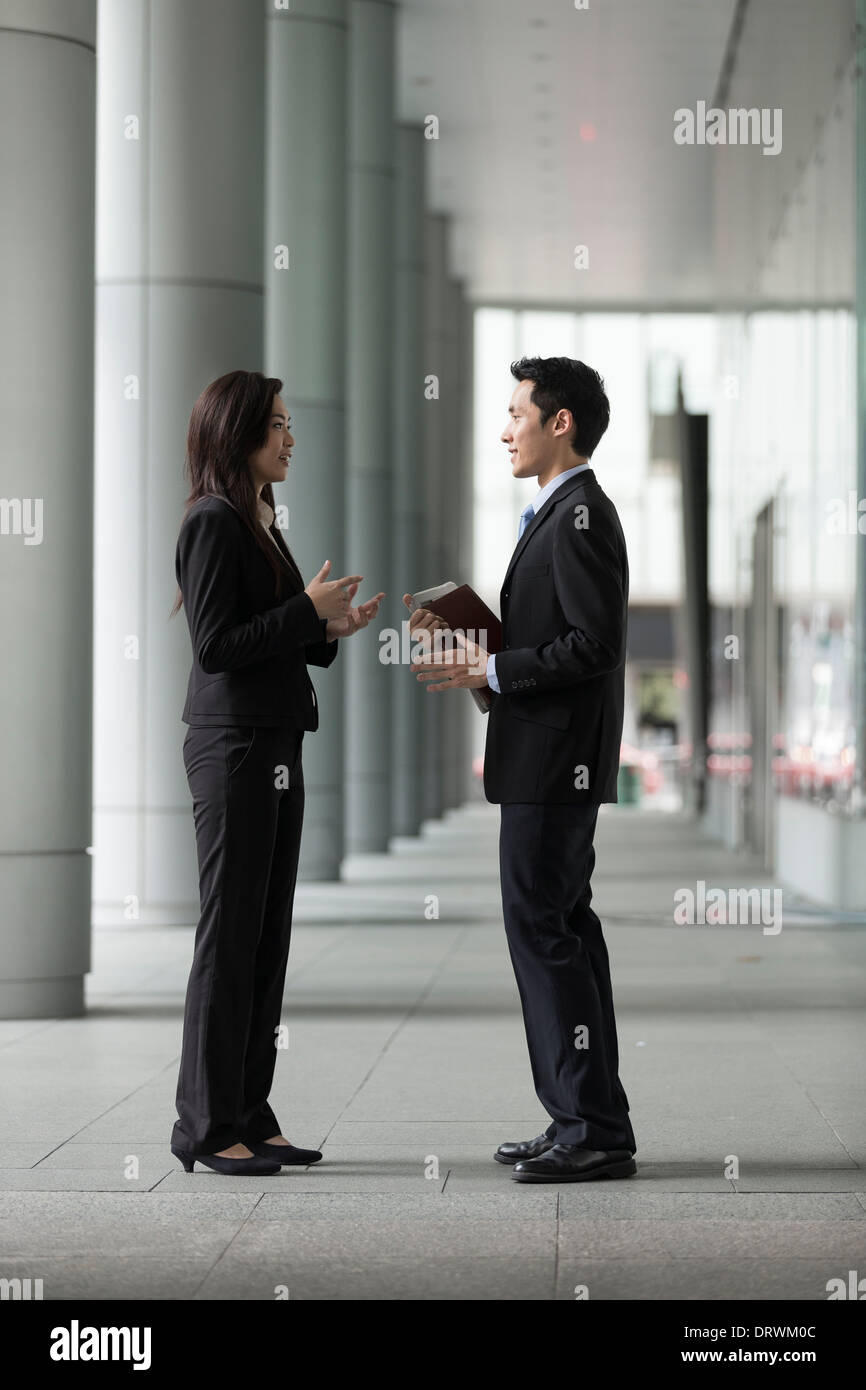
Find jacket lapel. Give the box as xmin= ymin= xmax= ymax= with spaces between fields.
xmin=270 ymin=526 xmax=305 ymax=591
xmin=501 ymin=468 xmax=595 ymax=594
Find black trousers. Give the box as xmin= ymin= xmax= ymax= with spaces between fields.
xmin=499 ymin=801 xmax=636 ymax=1152
xmin=172 ymin=723 xmax=305 ymax=1155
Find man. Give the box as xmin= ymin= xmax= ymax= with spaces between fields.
xmin=408 ymin=356 xmax=636 ymax=1183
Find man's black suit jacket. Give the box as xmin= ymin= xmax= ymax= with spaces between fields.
xmin=176 ymin=495 xmax=338 ymax=729
xmin=483 ymin=467 xmax=628 ymax=805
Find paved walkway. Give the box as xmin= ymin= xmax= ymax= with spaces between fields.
xmin=2 ymin=804 xmax=865 ymax=1300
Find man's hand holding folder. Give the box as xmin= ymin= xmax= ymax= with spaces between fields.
xmin=401 ymin=583 xmax=501 ymax=712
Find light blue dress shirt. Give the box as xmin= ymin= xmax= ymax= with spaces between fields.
xmin=486 ymin=462 xmax=593 ymax=693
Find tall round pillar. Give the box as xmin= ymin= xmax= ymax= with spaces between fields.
xmin=391 ymin=124 xmax=426 ymax=837
xmin=0 ymin=2 xmax=96 ymax=1016
xmin=265 ymin=0 xmax=348 ymax=879
xmin=344 ymin=0 xmax=397 ymax=853
xmin=92 ymin=1 xmax=266 ymax=926
xmin=441 ymin=273 xmax=467 ymax=812
xmin=421 ymin=213 xmax=450 ymax=822
xmin=456 ymin=289 xmax=477 ymax=807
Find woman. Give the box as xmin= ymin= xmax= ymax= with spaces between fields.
xmin=169 ymin=370 xmax=384 ymax=1176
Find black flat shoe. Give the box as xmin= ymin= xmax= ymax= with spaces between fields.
xmin=246 ymin=1140 xmax=323 ymax=1166
xmin=494 ymin=1133 xmax=555 ymax=1165
xmin=171 ymin=1146 xmax=281 ymax=1176
xmin=512 ymin=1145 xmax=637 ymax=1183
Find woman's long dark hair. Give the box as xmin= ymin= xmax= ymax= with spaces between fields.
xmin=170 ymin=370 xmax=302 ymax=617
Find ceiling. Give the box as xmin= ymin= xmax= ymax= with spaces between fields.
xmin=396 ymin=0 xmax=851 ymax=308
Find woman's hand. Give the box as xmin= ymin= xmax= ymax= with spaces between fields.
xmin=326 ymin=591 xmax=385 ymax=640
xmin=305 ymin=560 xmax=364 ymax=621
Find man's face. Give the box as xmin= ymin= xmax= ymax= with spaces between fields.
xmin=501 ymin=379 xmax=551 ymax=480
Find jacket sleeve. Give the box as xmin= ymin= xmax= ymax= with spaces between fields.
xmin=176 ymin=505 xmax=324 ymax=675
xmin=493 ymin=502 xmax=626 ymax=695
xmin=305 ymin=622 xmax=340 ymax=668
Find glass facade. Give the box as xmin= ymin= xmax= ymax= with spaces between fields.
xmin=471 ymin=308 xmax=716 ymax=806
xmin=472 ymin=303 xmax=859 ymax=837
xmin=708 ymin=310 xmax=857 ymax=847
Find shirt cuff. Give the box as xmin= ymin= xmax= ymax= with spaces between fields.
xmin=486 ymin=652 xmax=500 ymax=693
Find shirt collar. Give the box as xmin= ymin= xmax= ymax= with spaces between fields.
xmin=257 ymin=496 xmax=275 ymax=527
xmin=531 ymin=461 xmax=592 ymax=514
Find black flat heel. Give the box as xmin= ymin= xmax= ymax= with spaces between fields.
xmin=170 ymin=1146 xmax=281 ymax=1176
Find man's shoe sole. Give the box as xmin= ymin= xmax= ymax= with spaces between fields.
xmin=493 ymin=1147 xmax=553 ymax=1166
xmin=512 ymin=1157 xmax=637 ymax=1183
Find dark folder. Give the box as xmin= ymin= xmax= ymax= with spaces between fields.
xmin=410 ymin=582 xmax=502 ymax=713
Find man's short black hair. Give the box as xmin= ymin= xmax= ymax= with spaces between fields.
xmin=510 ymin=356 xmax=610 ymax=457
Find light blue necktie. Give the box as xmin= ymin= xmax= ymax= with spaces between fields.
xmin=517 ymin=503 xmax=535 ymax=539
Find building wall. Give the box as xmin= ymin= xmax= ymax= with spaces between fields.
xmin=705 ymin=20 xmax=860 ymax=886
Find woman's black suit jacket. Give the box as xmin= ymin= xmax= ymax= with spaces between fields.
xmin=176 ymin=494 xmax=338 ymax=729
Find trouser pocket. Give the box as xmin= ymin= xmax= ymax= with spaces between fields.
xmin=225 ymin=726 xmax=256 ymax=776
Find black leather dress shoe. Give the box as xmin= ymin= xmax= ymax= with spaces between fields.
xmin=494 ymin=1133 xmax=556 ymax=1165
xmin=512 ymin=1145 xmax=636 ymax=1183
xmin=246 ymin=1140 xmax=323 ymax=1166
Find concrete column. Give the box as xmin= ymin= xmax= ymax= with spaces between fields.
xmin=344 ymin=0 xmax=396 ymax=853
xmin=265 ymin=0 xmax=348 ymax=879
xmin=0 ymin=3 xmax=96 ymax=1016
xmin=92 ymin=1 xmax=265 ymax=926
xmin=391 ymin=124 xmax=426 ymax=837
xmin=441 ymin=274 xmax=464 ymax=812
xmin=420 ymin=213 xmax=449 ymax=822
xmin=457 ymin=291 xmax=477 ymax=806
xmin=446 ymin=280 xmax=476 ymax=813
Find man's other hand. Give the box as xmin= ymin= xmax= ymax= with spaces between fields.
xmin=410 ymin=629 xmax=490 ymax=693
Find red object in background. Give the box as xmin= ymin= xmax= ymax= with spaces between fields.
xmin=620 ymin=741 xmax=664 ymax=795
xmin=704 ymin=730 xmax=855 ymax=796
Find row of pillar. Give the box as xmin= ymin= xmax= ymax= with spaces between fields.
xmin=0 ymin=0 xmax=474 ymax=1018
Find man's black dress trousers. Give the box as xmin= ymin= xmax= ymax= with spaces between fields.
xmin=499 ymin=801 xmax=635 ymax=1152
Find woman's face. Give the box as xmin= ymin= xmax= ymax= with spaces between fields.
xmin=248 ymin=393 xmax=295 ymax=492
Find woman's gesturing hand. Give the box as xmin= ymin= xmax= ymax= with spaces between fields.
xmin=325 ymin=590 xmax=385 ymax=640
xmin=305 ymin=560 xmax=364 ymax=621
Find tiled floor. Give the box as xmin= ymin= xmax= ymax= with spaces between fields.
xmin=1 ymin=804 xmax=864 ymax=1300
